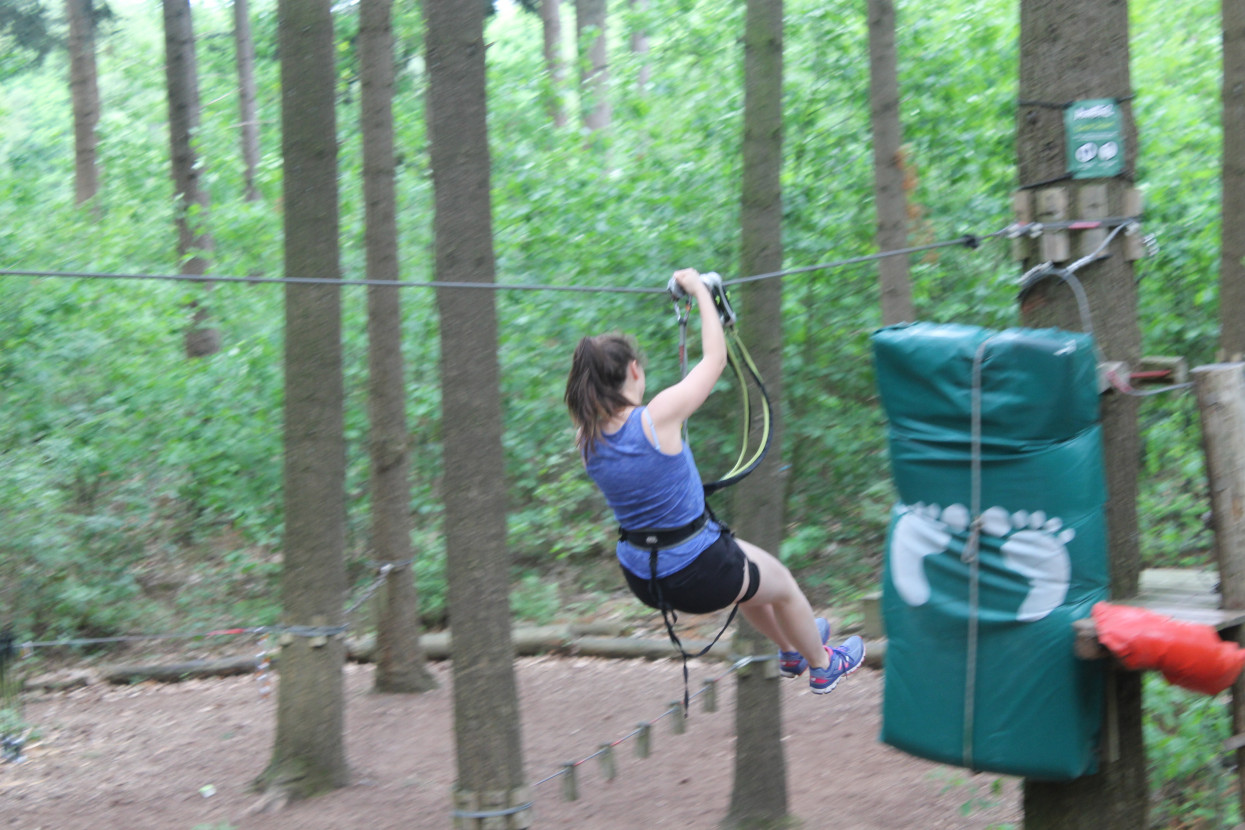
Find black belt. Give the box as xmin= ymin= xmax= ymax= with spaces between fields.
xmin=618 ymin=511 xmax=708 ymax=550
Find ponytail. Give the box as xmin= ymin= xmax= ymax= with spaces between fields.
xmin=564 ymin=334 xmax=641 ymax=455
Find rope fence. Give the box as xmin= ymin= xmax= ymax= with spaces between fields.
xmin=3 ymin=557 xmax=779 ymax=824
xmin=527 ymin=653 xmax=773 ymax=804
xmin=0 ymin=562 xmax=399 ymax=760
xmin=12 ymin=556 xmax=410 ymax=657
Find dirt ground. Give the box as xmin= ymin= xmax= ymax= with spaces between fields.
xmin=1 ymin=640 xmax=1022 ymax=830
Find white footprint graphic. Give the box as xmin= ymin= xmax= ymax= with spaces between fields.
xmin=983 ymin=507 xmax=1075 ymax=621
xmin=890 ymin=503 xmax=1074 ymax=622
xmin=890 ymin=503 xmax=969 ymax=606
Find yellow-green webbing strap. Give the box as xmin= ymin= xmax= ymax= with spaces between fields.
xmin=702 ymin=327 xmax=773 ymax=495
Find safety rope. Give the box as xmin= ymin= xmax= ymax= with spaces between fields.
xmin=961 ymin=337 xmax=995 ymax=771
xmin=703 ymin=331 xmax=772 ymax=494
xmin=1018 ymin=221 xmax=1191 ymax=398
xmin=668 ymin=273 xmax=774 ymax=494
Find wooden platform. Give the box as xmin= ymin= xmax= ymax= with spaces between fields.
xmin=1074 ymin=568 xmax=1245 ymax=659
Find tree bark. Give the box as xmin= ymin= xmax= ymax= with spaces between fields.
xmin=233 ymin=0 xmax=262 ymax=203
xmin=540 ymin=0 xmax=567 ymax=127
xmin=360 ymin=0 xmax=436 ymax=696
xmin=725 ymin=0 xmax=790 ymax=827
xmin=423 ymin=0 xmax=529 ymax=821
xmin=1223 ymin=1 xmax=1245 ymax=360
xmin=575 ymin=0 xmax=611 ymax=134
xmin=66 ymin=0 xmax=100 ymax=208
xmin=629 ymin=0 xmax=650 ymax=94
xmin=162 ymin=0 xmax=212 ymax=275
xmin=162 ymin=0 xmax=218 ymax=358
xmin=254 ymin=0 xmax=348 ymax=801
xmin=1017 ymin=1 xmax=1146 ymax=826
xmin=867 ymin=0 xmax=914 ymax=326
xmin=1192 ymin=363 xmax=1245 ymax=816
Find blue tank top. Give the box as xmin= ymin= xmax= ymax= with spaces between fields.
xmin=585 ymin=407 xmax=719 ymax=578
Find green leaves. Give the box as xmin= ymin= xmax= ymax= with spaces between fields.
xmin=0 ymin=0 xmax=1229 ymax=644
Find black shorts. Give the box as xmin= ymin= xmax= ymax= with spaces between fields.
xmin=622 ymin=530 xmax=760 ymax=615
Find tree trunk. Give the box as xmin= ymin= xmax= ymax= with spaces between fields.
xmin=575 ymin=0 xmax=611 ymax=134
xmin=233 ymin=0 xmax=262 ymax=203
xmin=360 ymin=0 xmax=437 ymax=696
xmin=1192 ymin=363 xmax=1245 ymax=817
xmin=66 ymin=0 xmax=100 ymax=208
xmin=725 ymin=0 xmax=789 ymax=827
xmin=254 ymin=0 xmax=348 ymax=801
xmin=162 ymin=0 xmax=218 ymax=358
xmin=867 ymin=0 xmax=913 ymax=326
xmin=540 ymin=0 xmax=567 ymax=127
xmin=1223 ymin=0 xmax=1245 ymax=361
xmin=1016 ymin=1 xmax=1146 ymax=826
xmin=423 ymin=0 xmax=529 ymax=823
xmin=629 ymin=0 xmax=650 ymax=94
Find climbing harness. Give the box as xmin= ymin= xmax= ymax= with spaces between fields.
xmin=619 ymin=511 xmax=742 ymax=714
xmin=621 ymin=272 xmax=774 ymax=713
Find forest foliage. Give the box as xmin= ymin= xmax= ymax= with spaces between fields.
xmin=0 ymin=0 xmax=1225 ymax=644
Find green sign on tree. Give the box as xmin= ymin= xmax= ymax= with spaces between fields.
xmin=1065 ymin=98 xmax=1124 ymax=179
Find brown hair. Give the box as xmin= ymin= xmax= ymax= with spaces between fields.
xmin=564 ymin=333 xmax=642 ymax=454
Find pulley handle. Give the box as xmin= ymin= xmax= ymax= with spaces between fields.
xmin=665 ymin=271 xmax=736 ymax=327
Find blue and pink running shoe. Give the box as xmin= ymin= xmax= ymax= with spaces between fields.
xmin=778 ymin=617 xmax=832 ymax=678
xmin=809 ymin=636 xmax=866 ymax=694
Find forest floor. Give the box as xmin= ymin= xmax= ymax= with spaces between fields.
xmin=1 ymin=610 xmax=1022 ymax=830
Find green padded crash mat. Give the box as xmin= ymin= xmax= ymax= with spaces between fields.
xmin=872 ymin=322 xmax=1108 ymax=780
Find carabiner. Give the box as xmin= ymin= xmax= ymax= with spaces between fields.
xmin=701 ymin=272 xmax=737 ymax=328
xmin=672 ymin=297 xmax=690 ymax=326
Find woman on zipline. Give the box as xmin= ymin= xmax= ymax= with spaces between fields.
xmin=565 ymin=267 xmax=864 ymax=694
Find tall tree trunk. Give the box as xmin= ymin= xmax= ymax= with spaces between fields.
xmin=867 ymin=0 xmax=913 ymax=326
xmin=540 ymin=0 xmax=567 ymax=127
xmin=1223 ymin=0 xmax=1245 ymax=361
xmin=423 ymin=0 xmax=529 ymax=823
xmin=575 ymin=0 xmax=611 ymax=134
xmin=629 ymin=0 xmax=650 ymax=94
xmin=233 ymin=0 xmax=261 ymax=203
xmin=162 ymin=0 xmax=218 ymax=358
xmin=725 ymin=0 xmax=788 ymax=826
xmin=360 ymin=0 xmax=437 ymax=696
xmin=66 ymin=0 xmax=100 ymax=209
xmin=1016 ymin=1 xmax=1146 ymax=827
xmin=254 ymin=0 xmax=348 ymax=801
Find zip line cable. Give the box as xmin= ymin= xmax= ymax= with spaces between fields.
xmin=0 ymin=219 xmax=1081 ymax=293
xmin=0 ymin=268 xmax=660 ymax=294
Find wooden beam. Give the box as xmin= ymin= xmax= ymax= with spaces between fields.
xmin=1074 ymin=569 xmax=1245 ymax=660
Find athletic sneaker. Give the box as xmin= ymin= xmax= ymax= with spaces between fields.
xmin=809 ymin=635 xmax=866 ymax=694
xmin=778 ymin=617 xmax=832 ymax=678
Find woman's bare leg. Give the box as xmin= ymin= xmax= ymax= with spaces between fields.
xmin=737 ymin=602 xmax=794 ymax=652
xmin=733 ymin=538 xmax=829 ymax=670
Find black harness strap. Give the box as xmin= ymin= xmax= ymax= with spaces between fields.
xmin=612 ymin=272 xmax=766 ymax=716
xmin=620 ymin=510 xmax=740 ymax=715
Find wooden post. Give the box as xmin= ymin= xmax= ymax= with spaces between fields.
xmin=1012 ymin=191 xmax=1032 ymax=261
xmin=1078 ymin=184 xmax=1108 ymax=260
xmin=1036 ymin=187 xmax=1070 ymax=262
xmin=1193 ymin=363 xmax=1245 ymax=815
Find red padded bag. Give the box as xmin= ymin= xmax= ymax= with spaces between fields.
xmin=1092 ymin=602 xmax=1245 ymax=695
